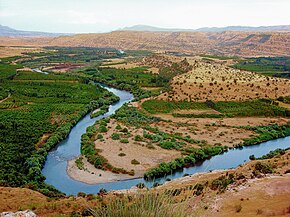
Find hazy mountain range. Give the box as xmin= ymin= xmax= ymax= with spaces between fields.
xmin=1 ymin=24 xmax=290 ymax=37
xmin=0 ymin=25 xmax=70 ymax=37
xmin=119 ymin=24 xmax=290 ymax=32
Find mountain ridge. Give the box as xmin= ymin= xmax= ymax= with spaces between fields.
xmin=0 ymin=25 xmax=71 ymax=37
xmin=1 ymin=30 xmax=289 ymax=57
xmin=119 ymin=24 xmax=290 ymax=32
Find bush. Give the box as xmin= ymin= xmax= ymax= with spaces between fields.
xmin=136 ymin=182 xmax=145 ymax=189
xmin=120 ymin=138 xmax=129 ymax=143
xmin=131 ymin=159 xmax=140 ymax=165
xmin=111 ymin=133 xmax=120 ymax=140
xmin=99 ymin=125 xmax=108 ymax=133
xmin=115 ymin=125 xmax=122 ymax=130
xmin=134 ymin=135 xmax=143 ymax=141
xmin=254 ymin=162 xmax=273 ymax=174
xmin=97 ymin=134 xmax=103 ymax=140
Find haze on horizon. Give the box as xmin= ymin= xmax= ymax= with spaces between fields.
xmin=0 ymin=0 xmax=290 ymax=33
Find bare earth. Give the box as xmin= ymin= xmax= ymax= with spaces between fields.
xmin=67 ymin=157 xmax=139 ymax=184
xmin=0 ymin=46 xmax=44 ymax=58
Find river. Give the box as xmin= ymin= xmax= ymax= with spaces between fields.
xmin=38 ymin=69 xmax=290 ymax=195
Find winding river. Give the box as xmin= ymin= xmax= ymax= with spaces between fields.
xmin=38 ymin=69 xmax=290 ymax=195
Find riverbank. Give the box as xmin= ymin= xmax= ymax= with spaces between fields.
xmin=67 ymin=157 xmax=142 ymax=184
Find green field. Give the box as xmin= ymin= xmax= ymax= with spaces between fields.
xmin=142 ymin=99 xmax=290 ymax=117
xmin=232 ymin=56 xmax=290 ymax=77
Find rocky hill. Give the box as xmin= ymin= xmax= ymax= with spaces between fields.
xmin=0 ymin=31 xmax=289 ymax=57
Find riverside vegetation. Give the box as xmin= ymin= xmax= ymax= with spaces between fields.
xmin=0 ymin=49 xmax=128 ymax=197
xmin=1 ymin=48 xmax=290 ymax=204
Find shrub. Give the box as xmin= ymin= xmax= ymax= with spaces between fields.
xmin=120 ymin=127 xmax=129 ymax=133
xmin=115 ymin=125 xmax=122 ymax=130
xmin=111 ymin=133 xmax=120 ymax=140
xmin=254 ymin=162 xmax=273 ymax=174
xmin=134 ymin=135 xmax=143 ymax=141
xmin=77 ymin=192 xmax=86 ymax=197
xmin=99 ymin=125 xmax=108 ymax=133
xmin=118 ymin=153 xmax=126 ymax=157
xmin=120 ymin=138 xmax=129 ymax=143
xmin=97 ymin=134 xmax=103 ymax=140
xmin=131 ymin=159 xmax=140 ymax=165
xmin=136 ymin=182 xmax=145 ymax=189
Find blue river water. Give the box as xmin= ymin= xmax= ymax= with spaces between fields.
xmin=41 ymin=85 xmax=290 ymax=195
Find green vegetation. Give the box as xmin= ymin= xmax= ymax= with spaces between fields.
xmin=18 ymin=47 xmax=124 ymax=68
xmin=142 ymin=99 xmax=290 ymax=118
xmin=213 ymin=100 xmax=290 ymax=117
xmin=80 ymin=120 xmax=133 ymax=175
xmin=250 ymin=148 xmax=287 ymax=160
xmin=144 ymin=146 xmax=226 ymax=179
xmin=86 ymin=67 xmax=169 ymax=100
xmin=0 ymin=63 xmax=20 ymax=80
xmin=0 ymin=53 xmax=120 ymax=197
xmin=113 ymin=104 xmax=160 ymax=126
xmin=131 ymin=159 xmax=140 ymax=165
xmin=254 ymin=162 xmax=273 ymax=174
xmin=75 ymin=156 xmax=84 ymax=170
xmin=142 ymin=99 xmax=208 ymax=114
xmin=210 ymin=175 xmax=234 ymax=192
xmin=277 ymin=96 xmax=290 ymax=104
xmin=241 ymin=124 xmax=290 ymax=147
xmin=232 ymin=56 xmax=290 ymax=77
xmin=120 ymin=138 xmax=129 ymax=143
xmin=111 ymin=133 xmax=120 ymax=140
xmin=172 ymin=113 xmax=224 ymax=118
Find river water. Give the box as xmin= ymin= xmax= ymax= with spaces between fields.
xmin=40 ymin=78 xmax=290 ymax=195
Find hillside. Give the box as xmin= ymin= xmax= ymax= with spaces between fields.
xmin=1 ymin=149 xmax=289 ymax=216
xmin=0 ymin=31 xmax=290 ymax=56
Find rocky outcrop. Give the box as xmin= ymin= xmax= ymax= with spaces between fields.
xmin=1 ymin=210 xmax=37 ymax=217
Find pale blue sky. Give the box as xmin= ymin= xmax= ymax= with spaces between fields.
xmin=0 ymin=0 xmax=289 ymax=33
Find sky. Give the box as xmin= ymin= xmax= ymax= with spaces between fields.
xmin=0 ymin=0 xmax=290 ymax=33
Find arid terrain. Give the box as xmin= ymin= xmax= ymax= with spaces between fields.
xmin=1 ymin=31 xmax=290 ymax=56
xmin=158 ymin=59 xmax=290 ymax=101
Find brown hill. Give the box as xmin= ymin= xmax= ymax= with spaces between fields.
xmin=0 ymin=31 xmax=289 ymax=57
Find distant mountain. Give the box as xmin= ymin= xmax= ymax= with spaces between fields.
xmin=196 ymin=25 xmax=290 ymax=32
xmin=120 ymin=24 xmax=290 ymax=32
xmin=119 ymin=25 xmax=196 ymax=32
xmin=0 ymin=25 xmax=71 ymax=37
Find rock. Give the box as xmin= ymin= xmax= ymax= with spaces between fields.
xmin=1 ymin=210 xmax=37 ymax=217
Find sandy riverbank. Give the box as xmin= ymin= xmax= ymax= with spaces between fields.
xmin=67 ymin=157 xmax=142 ymax=184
